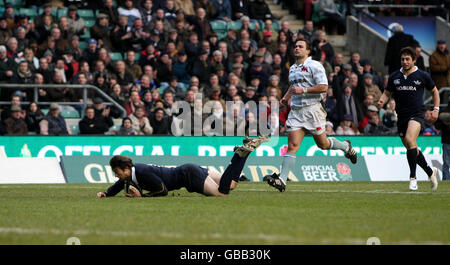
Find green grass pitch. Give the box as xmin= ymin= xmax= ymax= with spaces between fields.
xmin=0 ymin=182 xmax=449 ymax=245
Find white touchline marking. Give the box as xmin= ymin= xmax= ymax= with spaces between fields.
xmin=0 ymin=227 xmax=446 ymax=245
xmin=238 ymin=189 xmax=450 ymax=195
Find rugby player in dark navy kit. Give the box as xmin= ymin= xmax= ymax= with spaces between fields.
xmin=96 ymin=137 xmax=269 ymax=198
xmin=378 ymin=47 xmax=440 ymax=191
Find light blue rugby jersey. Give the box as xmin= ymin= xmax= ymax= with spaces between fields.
xmin=289 ymin=57 xmax=328 ymax=108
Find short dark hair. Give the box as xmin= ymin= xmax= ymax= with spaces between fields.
xmin=109 ymin=155 xmax=133 ymax=170
xmin=295 ymin=38 xmax=311 ymax=52
xmin=400 ymin=47 xmax=416 ymax=60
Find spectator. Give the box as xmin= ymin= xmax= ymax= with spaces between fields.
xmin=147 ymin=8 xmax=173 ymax=33
xmin=4 ymin=105 xmax=28 ymax=135
xmin=335 ymin=114 xmax=360 ymax=135
xmin=99 ymin=0 xmax=120 ymax=26
xmin=325 ymin=121 xmax=335 ymax=136
xmin=363 ymin=113 xmax=387 ymax=136
xmin=34 ymin=3 xmax=57 ymax=28
xmin=173 ymin=51 xmax=191 ymax=86
xmin=0 ymin=45 xmax=17 ymax=84
xmin=248 ymin=0 xmax=273 ymax=21
xmin=164 ymin=0 xmax=178 ymax=22
xmin=129 ymin=105 xmax=153 ymax=135
xmin=175 ymin=0 xmax=196 ymax=16
xmin=435 ymin=98 xmax=450 ymax=180
xmin=381 ymin=99 xmax=398 ymax=136
xmin=39 ymin=103 xmax=72 ymax=135
xmin=67 ymin=5 xmax=86 ymax=37
xmin=337 ymin=84 xmax=363 ymax=128
xmin=360 ymin=59 xmax=382 ymax=89
xmin=118 ymin=0 xmax=142 ymax=27
xmin=116 ymin=117 xmax=137 ymax=135
xmin=259 ymin=19 xmax=278 ymax=41
xmin=115 ymin=60 xmax=135 ymax=88
xmin=0 ymin=17 xmax=12 ymax=47
xmin=384 ymin=24 xmax=416 ymax=74
xmin=212 ymin=0 xmax=232 ymax=22
xmin=190 ymin=8 xmax=211 ymax=41
xmin=240 ymin=16 xmax=260 ymax=43
xmin=1 ymin=94 xmax=21 ymax=122
xmin=90 ymin=13 xmax=113 ymax=52
xmin=312 ymin=30 xmax=335 ymax=64
xmin=266 ymin=75 xmax=282 ymax=98
xmin=109 ymin=83 xmax=126 ymax=118
xmin=429 ymin=40 xmax=450 ymax=93
xmin=139 ymin=0 xmax=154 ymax=27
xmin=111 ymin=15 xmax=132 ymax=53
xmin=348 ymin=52 xmax=361 ymax=74
xmin=298 ymin=20 xmax=316 ymax=43
xmin=25 ymin=102 xmax=44 ymax=133
xmin=79 ymin=106 xmax=113 ymax=135
xmin=359 ymin=104 xmax=379 ymax=133
xmin=413 ymin=42 xmax=426 ymax=71
xmin=324 ymin=86 xmax=338 ymax=127
xmin=125 ymin=90 xmax=146 ymax=116
xmin=194 ymin=0 xmax=215 ymax=20
xmin=150 ymin=107 xmax=172 ymax=135
xmin=363 ymin=73 xmax=382 ymax=104
xmin=3 ymin=3 xmax=16 ymax=30
xmin=317 ymin=0 xmax=346 ymax=34
xmin=231 ymin=0 xmax=250 ymax=20
xmin=125 ymin=50 xmax=143 ymax=82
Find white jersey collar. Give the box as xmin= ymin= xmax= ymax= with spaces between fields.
xmin=296 ymin=56 xmax=312 ymax=67
xmin=400 ymin=66 xmax=418 ymax=76
xmin=131 ymin=166 xmax=138 ymax=185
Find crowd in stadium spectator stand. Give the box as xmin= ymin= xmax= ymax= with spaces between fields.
xmin=0 ymin=0 xmax=448 ymax=137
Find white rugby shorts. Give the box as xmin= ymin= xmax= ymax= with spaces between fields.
xmin=285 ymin=103 xmax=327 ymax=135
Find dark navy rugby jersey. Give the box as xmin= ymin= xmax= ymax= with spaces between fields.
xmin=386 ymin=67 xmax=435 ymax=119
xmin=105 ymin=164 xmax=185 ymax=197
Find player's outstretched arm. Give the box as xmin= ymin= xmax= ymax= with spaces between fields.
xmin=96 ymin=179 xmax=125 ymax=198
xmin=430 ymin=87 xmax=440 ymax=122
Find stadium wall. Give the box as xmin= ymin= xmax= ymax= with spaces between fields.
xmin=436 ymin=16 xmax=450 ymax=49
xmin=0 ymin=154 xmax=443 ymax=184
xmin=346 ymin=16 xmax=388 ymax=76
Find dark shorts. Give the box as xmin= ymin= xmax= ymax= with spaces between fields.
xmin=178 ymin=163 xmax=208 ymax=194
xmin=397 ymin=116 xmax=425 ymax=138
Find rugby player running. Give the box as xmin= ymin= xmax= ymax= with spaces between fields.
xmin=96 ymin=137 xmax=269 ymax=198
xmin=265 ymin=38 xmax=357 ymax=192
xmin=378 ymin=47 xmax=439 ymax=191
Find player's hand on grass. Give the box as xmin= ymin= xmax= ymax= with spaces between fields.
xmin=97 ymin=192 xmax=106 ymax=198
xmin=125 ymin=186 xmax=142 ymax=198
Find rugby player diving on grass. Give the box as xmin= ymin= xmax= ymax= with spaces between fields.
xmin=96 ymin=137 xmax=269 ymax=198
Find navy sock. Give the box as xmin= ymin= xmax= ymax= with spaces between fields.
xmin=218 ymin=153 xmax=250 ymax=194
xmin=406 ymin=148 xmax=418 ymax=179
xmin=417 ymin=151 xmax=433 ymax=176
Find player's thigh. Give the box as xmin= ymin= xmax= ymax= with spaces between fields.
xmin=287 ymin=128 xmax=306 ymax=153
xmin=207 ymin=169 xmax=222 ymax=185
xmin=207 ymin=170 xmax=238 ymax=190
xmin=312 ymin=131 xmax=331 ymax=150
xmin=402 ymin=120 xmax=421 ymax=148
xmin=203 ymin=176 xmax=226 ymax=197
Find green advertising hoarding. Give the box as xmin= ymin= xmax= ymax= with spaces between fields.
xmin=61 ymin=155 xmax=371 ymax=183
xmin=0 ymin=136 xmax=442 ymax=158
